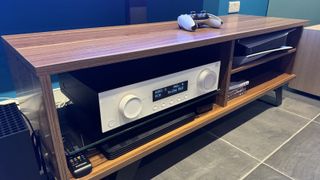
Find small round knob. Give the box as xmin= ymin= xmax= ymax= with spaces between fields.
xmin=197 ymin=69 xmax=217 ymax=92
xmin=119 ymin=94 xmax=142 ymax=120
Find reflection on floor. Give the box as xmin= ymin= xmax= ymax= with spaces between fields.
xmin=132 ymin=90 xmax=320 ymax=180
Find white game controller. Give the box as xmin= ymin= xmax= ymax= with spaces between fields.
xmin=178 ymin=10 xmax=223 ymax=32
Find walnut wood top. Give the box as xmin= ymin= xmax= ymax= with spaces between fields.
xmin=2 ymin=15 xmax=307 ymax=75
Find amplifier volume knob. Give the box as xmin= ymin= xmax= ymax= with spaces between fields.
xmin=119 ymin=94 xmax=143 ymax=120
xmin=197 ymin=69 xmax=217 ymax=92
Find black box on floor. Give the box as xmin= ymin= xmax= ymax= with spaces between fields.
xmin=0 ymin=103 xmax=41 ymax=180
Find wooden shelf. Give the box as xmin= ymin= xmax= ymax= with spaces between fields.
xmin=3 ymin=14 xmax=305 ymax=180
xmin=2 ymin=16 xmax=307 ymax=75
xmin=231 ymin=48 xmax=297 ymax=74
xmin=73 ymin=73 xmax=296 ymax=180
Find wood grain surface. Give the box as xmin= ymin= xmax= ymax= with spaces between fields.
xmin=216 ymin=41 xmax=235 ymax=107
xmin=4 ymin=47 xmax=68 ymax=179
xmin=289 ymin=25 xmax=320 ymax=96
xmin=2 ymin=15 xmax=307 ymax=75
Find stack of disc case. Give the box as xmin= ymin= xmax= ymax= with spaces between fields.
xmin=227 ymin=81 xmax=250 ymax=100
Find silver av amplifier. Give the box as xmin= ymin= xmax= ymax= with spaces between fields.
xmin=98 ymin=62 xmax=220 ymax=132
xmin=60 ymin=58 xmax=221 ymax=135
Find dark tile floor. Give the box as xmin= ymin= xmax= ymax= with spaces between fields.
xmin=134 ymin=90 xmax=320 ymax=180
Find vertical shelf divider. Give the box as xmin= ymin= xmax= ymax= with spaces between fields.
xmin=216 ymin=40 xmax=235 ymax=107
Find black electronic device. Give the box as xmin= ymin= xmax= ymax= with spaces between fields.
xmin=59 ymin=47 xmax=221 ymax=159
xmin=234 ymin=29 xmax=295 ymax=56
xmin=66 ymin=154 xmax=92 ymax=179
xmin=59 ymin=46 xmax=220 ymax=136
xmin=99 ymin=112 xmax=196 ymax=159
xmin=63 ymin=88 xmax=218 ymax=159
xmin=0 ymin=103 xmax=41 ymax=180
xmin=63 ymin=133 xmax=92 ymax=178
xmin=98 ymin=91 xmax=217 ymax=159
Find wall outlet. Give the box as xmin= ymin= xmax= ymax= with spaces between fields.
xmin=229 ymin=1 xmax=240 ymax=13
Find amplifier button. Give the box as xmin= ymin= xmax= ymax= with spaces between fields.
xmin=169 ymin=100 xmax=174 ymax=105
xmin=162 ymin=103 xmax=166 ymax=107
xmin=153 ymin=106 xmax=158 ymax=111
xmin=119 ymin=94 xmax=143 ymax=120
xmin=198 ymin=69 xmax=217 ymax=92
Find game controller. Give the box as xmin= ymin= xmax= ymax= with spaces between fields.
xmin=177 ymin=10 xmax=223 ymax=32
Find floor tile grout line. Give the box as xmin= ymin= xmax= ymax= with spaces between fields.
xmin=205 ymin=108 xmax=313 ymax=164
xmin=207 ymin=131 xmax=263 ymax=162
xmin=202 ymin=109 xmax=320 ymax=180
xmin=277 ymin=107 xmax=313 ymax=120
xmin=311 ymin=112 xmax=320 ymax=123
xmin=262 ymin=163 xmax=295 ymax=180
xmin=238 ymin=161 xmax=264 ymax=180
xmin=239 ymin=112 xmax=320 ymax=180
xmin=311 ymin=120 xmax=320 ymax=125
xmin=206 ymin=131 xmax=267 ymax=180
xmin=259 ymin=113 xmax=316 ymax=161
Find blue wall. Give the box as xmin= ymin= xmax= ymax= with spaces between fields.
xmin=147 ymin=0 xmax=204 ymax=22
xmin=0 ymin=0 xmax=127 ymax=98
xmin=204 ymin=0 xmax=269 ymax=16
xmin=203 ymin=0 xmax=220 ymax=15
xmin=239 ymin=0 xmax=269 ymax=16
xmin=268 ymin=0 xmax=320 ymax=25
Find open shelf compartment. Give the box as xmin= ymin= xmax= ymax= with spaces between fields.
xmin=70 ymin=72 xmax=296 ymax=179
xmin=231 ymin=48 xmax=296 ymax=74
xmin=231 ymin=27 xmax=300 ymax=75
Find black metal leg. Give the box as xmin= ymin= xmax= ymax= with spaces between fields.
xmin=259 ymin=86 xmax=283 ymax=107
xmin=274 ymin=86 xmax=283 ymax=106
xmin=114 ymin=160 xmax=141 ymax=180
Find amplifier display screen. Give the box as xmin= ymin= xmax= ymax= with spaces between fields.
xmin=153 ymin=81 xmax=188 ymax=102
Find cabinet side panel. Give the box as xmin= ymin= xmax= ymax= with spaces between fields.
xmin=5 ymin=48 xmax=68 ymax=179
xmin=289 ymin=28 xmax=320 ymax=96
